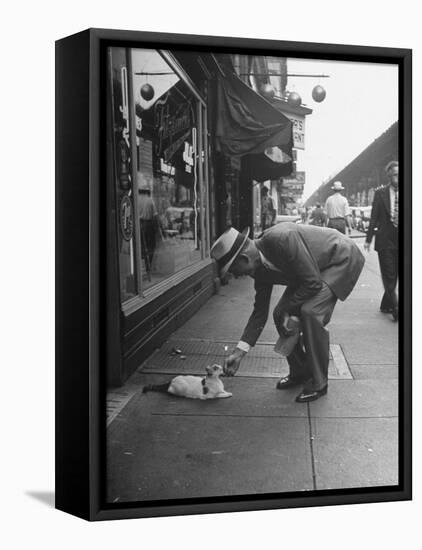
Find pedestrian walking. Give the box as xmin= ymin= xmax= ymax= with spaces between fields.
xmin=210 ymin=223 xmax=365 ymax=402
xmin=260 ymin=186 xmax=276 ymax=230
xmin=309 ymin=202 xmax=327 ymax=227
xmin=364 ymin=161 xmax=399 ymax=321
xmin=138 ymin=186 xmax=159 ymax=269
xmin=325 ymin=181 xmax=352 ymax=234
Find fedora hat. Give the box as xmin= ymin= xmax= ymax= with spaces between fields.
xmin=210 ymin=227 xmax=250 ymax=277
xmin=331 ymin=181 xmax=344 ymax=191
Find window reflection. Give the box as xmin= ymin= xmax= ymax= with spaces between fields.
xmin=131 ymin=49 xmax=203 ymax=289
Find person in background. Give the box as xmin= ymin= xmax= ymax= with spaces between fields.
xmin=261 ymin=186 xmax=276 ymax=230
xmin=138 ymin=186 xmax=159 ymax=268
xmin=309 ymin=203 xmax=327 ymax=227
xmin=306 ymin=206 xmax=313 ymax=223
xmin=350 ymin=208 xmax=357 ymax=230
xmin=325 ymin=181 xmax=352 ymax=235
xmin=364 ymin=161 xmax=399 ymax=322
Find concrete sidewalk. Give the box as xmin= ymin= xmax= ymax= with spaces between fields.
xmin=106 ymin=233 xmax=398 ymax=504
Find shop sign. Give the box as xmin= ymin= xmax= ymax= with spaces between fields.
xmin=278 ymin=171 xmax=305 ymax=192
xmin=183 ymin=141 xmax=194 ymax=173
xmin=120 ymin=194 xmax=134 ymax=241
xmin=284 ymin=113 xmax=306 ymax=150
xmin=282 ymin=171 xmax=305 ymax=184
xmin=286 ymin=185 xmax=304 ymax=192
xmin=154 ymin=93 xmax=192 ymax=159
xmin=162 ymin=130 xmax=191 ymax=164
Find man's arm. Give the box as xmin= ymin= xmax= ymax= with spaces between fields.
xmin=365 ymin=191 xmax=380 ymax=249
xmin=343 ymin=198 xmax=353 ymax=233
xmin=239 ymin=279 xmax=273 ymax=347
xmin=224 ymin=279 xmax=272 ymax=376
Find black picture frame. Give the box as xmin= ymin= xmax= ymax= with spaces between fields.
xmin=55 ymin=28 xmax=412 ymax=521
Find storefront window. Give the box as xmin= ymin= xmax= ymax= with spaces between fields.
xmin=108 ymin=47 xmax=209 ymax=304
xmin=131 ymin=49 xmax=205 ymax=290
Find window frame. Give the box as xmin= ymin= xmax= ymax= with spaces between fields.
xmin=119 ymin=48 xmax=211 ymax=314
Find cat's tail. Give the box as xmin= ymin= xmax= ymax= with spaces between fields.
xmin=142 ymin=382 xmax=171 ymax=394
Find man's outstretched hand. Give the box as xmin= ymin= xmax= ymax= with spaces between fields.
xmin=223 ymin=347 xmax=246 ymax=376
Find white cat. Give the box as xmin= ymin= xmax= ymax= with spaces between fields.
xmin=142 ymin=364 xmax=232 ymax=400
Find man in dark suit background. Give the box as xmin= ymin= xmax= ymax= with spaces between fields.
xmin=211 ymin=223 xmax=365 ymax=402
xmin=364 ymin=161 xmax=399 ymax=321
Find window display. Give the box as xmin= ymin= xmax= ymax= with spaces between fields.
xmin=108 ymin=47 xmax=209 ymax=302
xmin=131 ymin=49 xmax=206 ymax=290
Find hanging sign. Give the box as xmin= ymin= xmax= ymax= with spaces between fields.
xmin=284 ymin=113 xmax=306 ymax=150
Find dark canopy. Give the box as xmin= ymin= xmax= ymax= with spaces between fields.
xmin=215 ymin=71 xmax=293 ymax=181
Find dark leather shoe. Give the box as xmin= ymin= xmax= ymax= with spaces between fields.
xmin=392 ymin=309 xmax=398 ymax=322
xmin=295 ymin=385 xmax=328 ymax=403
xmin=276 ymin=375 xmax=305 ymax=390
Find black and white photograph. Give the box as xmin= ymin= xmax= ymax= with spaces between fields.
xmin=104 ymin=43 xmax=405 ymax=505
xmin=4 ymin=0 xmax=422 ymax=546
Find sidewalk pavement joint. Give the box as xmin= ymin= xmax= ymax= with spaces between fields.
xmin=307 ymin=403 xmax=318 ymax=491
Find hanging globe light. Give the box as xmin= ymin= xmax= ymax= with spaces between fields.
xmin=287 ymin=91 xmax=302 ymax=107
xmin=312 ymin=85 xmax=326 ymax=102
xmin=260 ymin=83 xmax=275 ymax=99
xmin=140 ymin=83 xmax=155 ymax=101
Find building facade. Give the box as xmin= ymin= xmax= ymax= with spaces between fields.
xmin=106 ymin=47 xmax=217 ymax=386
xmin=106 ymin=48 xmax=295 ymax=386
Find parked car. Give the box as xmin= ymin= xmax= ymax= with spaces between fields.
xmin=357 ymin=206 xmax=372 ymax=233
xmin=275 ymin=214 xmax=302 ymax=224
xmin=350 ymin=207 xmax=360 ymax=230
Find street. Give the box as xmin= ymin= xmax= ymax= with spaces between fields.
xmin=106 ymin=232 xmax=398 ymax=503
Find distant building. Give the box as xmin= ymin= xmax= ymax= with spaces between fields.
xmin=305 ymin=121 xmax=398 ymax=207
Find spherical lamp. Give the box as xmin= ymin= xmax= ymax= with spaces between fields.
xmin=312 ymin=85 xmax=326 ymax=102
xmin=287 ymin=91 xmax=302 ymax=107
xmin=140 ymin=83 xmax=155 ymax=101
xmin=260 ymin=83 xmax=275 ymax=99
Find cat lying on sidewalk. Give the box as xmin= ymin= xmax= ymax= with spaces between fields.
xmin=142 ymin=364 xmax=232 ymax=400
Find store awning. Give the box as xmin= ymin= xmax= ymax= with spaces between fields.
xmin=215 ymin=70 xmax=294 ymax=181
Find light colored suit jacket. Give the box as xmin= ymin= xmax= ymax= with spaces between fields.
xmin=240 ymin=223 xmax=365 ymax=346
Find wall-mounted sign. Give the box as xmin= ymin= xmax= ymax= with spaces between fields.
xmin=282 ymin=171 xmax=305 ymax=186
xmin=183 ymin=141 xmax=194 ymax=173
xmin=120 ymin=194 xmax=134 ymax=241
xmin=278 ymin=171 xmax=305 ymax=201
xmin=284 ymin=113 xmax=306 ymax=150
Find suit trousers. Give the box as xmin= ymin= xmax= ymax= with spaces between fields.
xmin=378 ymin=247 xmax=398 ymax=312
xmin=273 ymin=283 xmax=337 ymax=391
